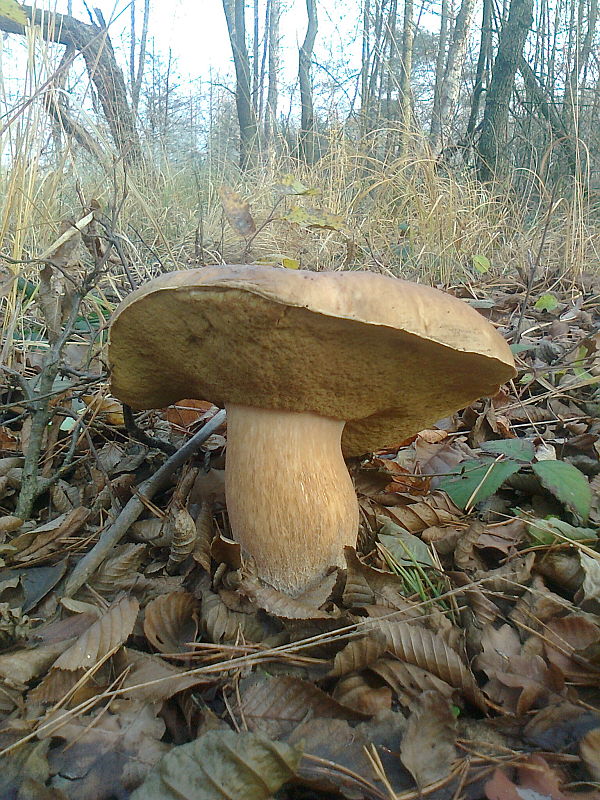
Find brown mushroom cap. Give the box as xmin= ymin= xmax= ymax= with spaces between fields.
xmin=109 ymin=265 xmax=516 ymax=456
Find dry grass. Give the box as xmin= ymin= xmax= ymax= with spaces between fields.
xmin=1 ymin=30 xmax=599 ymax=365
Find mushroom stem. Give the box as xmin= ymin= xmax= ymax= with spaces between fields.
xmin=225 ymin=403 xmax=359 ymax=596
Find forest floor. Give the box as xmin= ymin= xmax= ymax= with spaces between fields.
xmin=0 ymin=183 xmax=599 ymax=799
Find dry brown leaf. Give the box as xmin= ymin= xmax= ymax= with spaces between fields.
xmin=544 ymin=615 xmax=600 ymax=684
xmin=476 ymin=519 xmax=526 ymax=555
xmin=45 ymin=699 xmax=168 ymax=798
xmin=121 ymin=648 xmax=211 ymax=702
xmin=328 ymin=630 xmax=388 ymax=677
xmin=129 ymin=518 xmax=171 ymax=546
xmin=199 ymin=584 xmax=264 ymax=643
xmin=580 ymin=727 xmax=600 ymax=781
xmin=370 ymin=656 xmax=455 ymax=707
xmin=454 ymin=521 xmax=487 ymax=571
xmin=0 ymin=640 xmax=74 ymax=686
xmin=332 ymin=673 xmax=392 ymax=716
xmin=415 ymin=436 xmax=476 ymax=484
xmin=166 ymin=507 xmax=197 ymax=572
xmin=53 ymin=596 xmax=139 ymax=671
xmin=485 ymin=754 xmax=600 ymax=800
xmin=510 ymin=575 xmax=572 ymax=632
xmin=475 ymin=623 xmax=562 ymax=714
xmin=367 ymin=618 xmax=486 ymax=710
xmin=479 ymin=552 xmax=535 ymax=593
xmin=237 ymin=575 xmax=333 ymax=619
xmin=143 ymin=591 xmax=198 ymax=655
xmin=296 ymin=572 xmax=338 ymax=609
xmin=91 ymin=543 xmax=147 ymax=594
xmin=0 ymin=515 xmax=23 ymax=534
xmin=9 ymin=508 xmax=90 ymax=563
xmin=400 ymin=690 xmax=457 ymax=789
xmin=210 ymin=532 xmax=242 ymax=569
xmin=166 ymin=399 xmax=215 ymax=429
xmin=192 ymin=500 xmax=213 ymax=571
xmin=382 ymin=494 xmax=462 ymax=533
xmin=536 ymin=551 xmax=585 ymax=593
xmin=343 ymin=547 xmax=423 ymax=615
xmin=239 ymin=674 xmax=368 ymax=738
xmin=218 ymin=186 xmax=256 ymax=237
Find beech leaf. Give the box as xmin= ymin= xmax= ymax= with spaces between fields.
xmin=144 ymin=591 xmax=198 ymax=655
xmin=130 ymin=730 xmax=301 ymax=800
xmin=400 ymin=691 xmax=457 ymax=788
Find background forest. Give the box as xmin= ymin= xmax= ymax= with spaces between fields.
xmin=0 ymin=0 xmax=598 ymax=279
xmin=0 ymin=2 xmax=599 ymax=799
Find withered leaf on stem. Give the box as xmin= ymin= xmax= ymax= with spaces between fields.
xmin=218 ymin=186 xmax=257 ymax=237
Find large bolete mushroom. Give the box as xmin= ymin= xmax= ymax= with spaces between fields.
xmin=109 ymin=265 xmax=516 ymax=595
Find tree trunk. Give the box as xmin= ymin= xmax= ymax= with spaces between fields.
xmin=430 ymin=0 xmax=450 ymax=141
xmin=222 ymin=0 xmax=259 ymax=169
xmin=265 ymin=0 xmax=280 ymax=141
xmin=130 ymin=0 xmax=150 ymax=115
xmin=429 ymin=0 xmax=477 ymax=153
xmin=299 ymin=0 xmax=318 ymax=163
xmin=518 ymin=56 xmax=578 ymax=174
xmin=465 ymin=0 xmax=492 ymax=139
xmin=398 ymin=0 xmax=414 ymax=150
xmin=477 ymin=0 xmax=534 ymax=182
xmin=0 ymin=4 xmax=141 ymax=164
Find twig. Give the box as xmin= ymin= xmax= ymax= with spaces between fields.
xmin=123 ymin=404 xmax=176 ymax=455
xmin=63 ymin=409 xmax=226 ymax=597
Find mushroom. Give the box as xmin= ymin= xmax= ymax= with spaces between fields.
xmin=109 ymin=265 xmax=516 ymax=595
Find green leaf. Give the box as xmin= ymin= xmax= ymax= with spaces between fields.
xmin=481 ymin=439 xmax=535 ymax=462
xmin=472 ymin=254 xmax=490 ymax=273
xmin=0 ymin=0 xmax=27 ymax=25
xmin=438 ymin=458 xmax=522 ymax=510
xmin=280 ymin=205 xmax=346 ymax=231
xmin=378 ymin=519 xmax=434 ymax=567
xmin=526 ymin=516 xmax=597 ymax=546
xmin=510 ymin=342 xmax=535 ymax=354
xmin=256 ymin=254 xmax=300 ymax=269
xmin=534 ymin=293 xmax=559 ymax=311
xmin=273 ymin=174 xmax=318 ymax=196
xmin=532 ymin=460 xmax=592 ymax=522
xmin=131 ymin=731 xmax=301 ymax=800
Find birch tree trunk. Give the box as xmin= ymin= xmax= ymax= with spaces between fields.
xmin=398 ymin=0 xmax=414 ymax=150
xmin=265 ymin=0 xmax=280 ymax=141
xmin=429 ymin=0 xmax=477 ymax=154
xmin=299 ymin=0 xmax=318 ymax=163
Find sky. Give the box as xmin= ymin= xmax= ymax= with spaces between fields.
xmin=59 ymin=0 xmax=364 ymax=91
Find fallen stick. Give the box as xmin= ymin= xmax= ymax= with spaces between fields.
xmin=64 ymin=409 xmax=226 ymax=597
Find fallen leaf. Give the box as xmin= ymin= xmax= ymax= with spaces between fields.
xmin=400 ymin=691 xmax=457 ymax=789
xmin=130 ymin=730 xmax=301 ymax=800
xmin=143 ymin=591 xmax=198 ymax=655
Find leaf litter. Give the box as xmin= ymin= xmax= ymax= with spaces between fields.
xmin=0 ymin=270 xmax=599 ymax=799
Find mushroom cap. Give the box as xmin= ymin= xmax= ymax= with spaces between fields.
xmin=109 ymin=265 xmax=516 ymax=456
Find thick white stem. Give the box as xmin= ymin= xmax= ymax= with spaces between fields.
xmin=225 ymin=403 xmax=359 ymax=595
